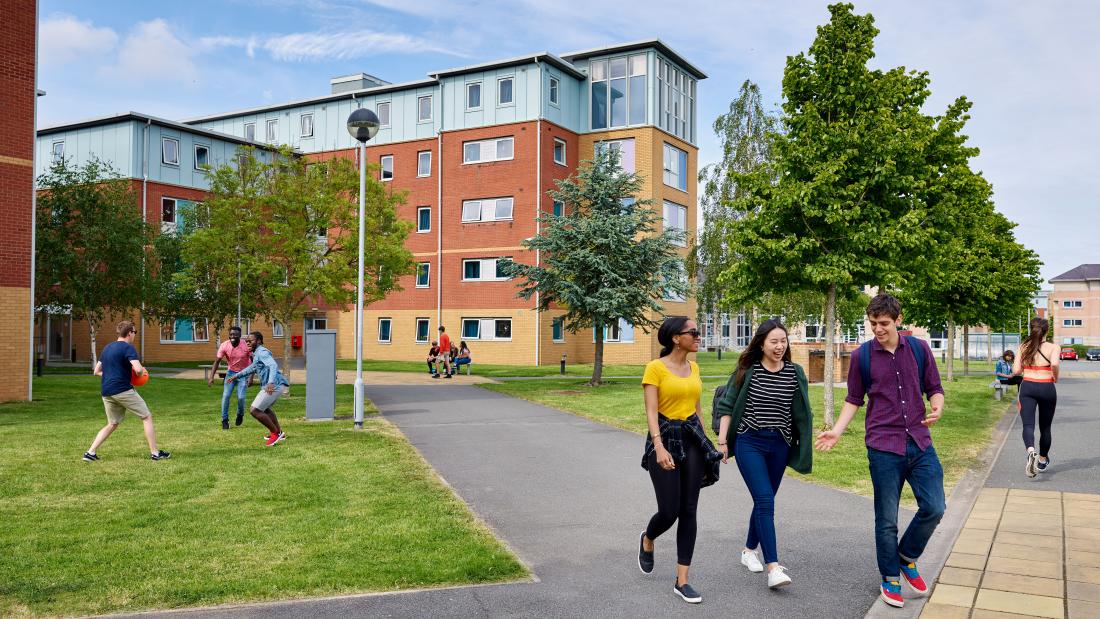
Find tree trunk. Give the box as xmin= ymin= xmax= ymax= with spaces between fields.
xmin=986 ymin=327 xmax=993 ymax=366
xmin=89 ymin=321 xmax=99 ymax=366
xmin=946 ymin=315 xmax=956 ymax=382
xmin=282 ymin=319 xmax=293 ymax=383
xmin=591 ymin=322 xmax=604 ymax=386
xmin=823 ymin=284 xmax=837 ymax=428
xmin=963 ymin=324 xmax=970 ymax=376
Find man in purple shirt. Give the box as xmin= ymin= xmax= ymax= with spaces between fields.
xmin=816 ymin=294 xmax=945 ymax=610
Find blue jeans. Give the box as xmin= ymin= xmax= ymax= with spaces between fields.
xmin=221 ymin=370 xmax=247 ymax=422
xmin=734 ymin=430 xmax=790 ymax=564
xmin=867 ymin=438 xmax=946 ymax=578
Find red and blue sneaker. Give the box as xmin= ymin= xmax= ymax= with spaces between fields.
xmin=900 ymin=560 xmax=928 ymax=594
xmin=880 ymin=578 xmax=904 ymax=608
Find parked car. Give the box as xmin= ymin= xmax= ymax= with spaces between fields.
xmin=1060 ymin=347 xmax=1078 ymax=360
xmin=1087 ymin=348 xmax=1100 ymax=361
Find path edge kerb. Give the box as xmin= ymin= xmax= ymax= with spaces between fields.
xmin=863 ymin=400 xmax=1019 ymax=619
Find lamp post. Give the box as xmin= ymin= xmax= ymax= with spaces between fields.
xmin=346 ymin=108 xmax=380 ymax=429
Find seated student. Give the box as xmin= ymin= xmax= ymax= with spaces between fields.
xmin=426 ymin=341 xmax=441 ymax=375
xmin=453 ymin=341 xmax=472 ymax=371
xmin=996 ymin=350 xmax=1022 ymax=386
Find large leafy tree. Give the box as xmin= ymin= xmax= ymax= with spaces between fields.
xmin=501 ymin=149 xmax=687 ymax=386
xmin=717 ymin=3 xmax=977 ymax=424
xmin=185 ymin=148 xmax=414 ymax=378
xmin=35 ymin=158 xmax=151 ymax=364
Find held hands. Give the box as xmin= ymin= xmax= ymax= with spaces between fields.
xmin=815 ymin=429 xmax=842 ymax=451
xmin=717 ymin=442 xmax=729 ymax=464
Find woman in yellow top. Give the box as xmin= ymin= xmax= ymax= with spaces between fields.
xmin=636 ymin=316 xmax=720 ymax=604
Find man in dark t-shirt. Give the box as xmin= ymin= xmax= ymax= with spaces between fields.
xmin=83 ymin=320 xmax=170 ymax=462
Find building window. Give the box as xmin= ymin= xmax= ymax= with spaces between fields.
xmin=552 ymin=200 xmax=564 ymax=217
xmin=376 ymin=102 xmax=391 ymax=128
xmin=378 ymin=318 xmax=392 ymax=342
xmin=594 ymin=318 xmax=635 ymax=343
xmin=462 ymin=318 xmax=512 ymax=341
xmin=662 ymin=261 xmax=687 ymax=302
xmin=663 ymin=201 xmax=687 ymax=246
xmin=417 ymin=151 xmax=431 ymax=177
xmin=596 ymin=138 xmax=636 ymax=172
xmin=1062 ymin=300 xmax=1083 ymax=308
xmin=462 ymin=258 xmax=512 ymax=281
xmin=244 ymin=123 xmax=256 ymax=141
xmin=380 ymin=155 xmax=393 ymax=181
xmin=418 ymin=95 xmax=432 ymax=122
xmin=161 ymin=197 xmax=177 ymax=225
xmin=416 ymin=262 xmax=430 ymax=288
xmin=466 ymin=82 xmax=482 ymax=110
xmin=553 ymin=138 xmax=566 ymax=165
xmin=549 ymin=77 xmax=560 ymax=106
xmin=462 ymin=198 xmax=514 ymax=223
xmin=416 ymin=318 xmax=430 ymax=343
xmin=161 ymin=137 xmax=180 ymax=166
xmin=663 ymin=143 xmax=688 ymax=191
xmin=1063 ymin=337 xmax=1084 ymax=345
xmin=417 ymin=206 xmax=431 ymax=233
xmin=273 ymin=320 xmax=284 ymax=337
xmin=590 ymin=53 xmax=647 ymax=130
xmin=552 ymin=317 xmax=565 ymax=342
xmin=462 ymin=137 xmax=514 ymax=164
xmin=1063 ymin=319 xmax=1083 ymax=327
xmin=657 ymin=60 xmax=695 ymax=141
xmin=159 ymin=318 xmax=210 ymax=343
xmin=265 ymin=119 xmax=278 ymax=143
xmin=51 ymin=141 xmax=65 ymax=163
xmin=193 ymin=145 xmax=210 ymax=170
xmin=498 ymin=77 xmax=514 ymax=105
xmin=300 ymin=113 xmax=314 ymax=138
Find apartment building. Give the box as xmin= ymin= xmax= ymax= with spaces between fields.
xmin=1050 ymin=264 xmax=1100 ymax=346
xmin=37 ymin=40 xmax=705 ymax=366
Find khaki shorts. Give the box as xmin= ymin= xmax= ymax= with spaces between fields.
xmin=102 ymin=389 xmax=151 ymax=424
xmin=252 ymin=385 xmax=289 ymax=412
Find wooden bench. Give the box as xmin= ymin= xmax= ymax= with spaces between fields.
xmin=199 ymin=364 xmax=228 ymax=382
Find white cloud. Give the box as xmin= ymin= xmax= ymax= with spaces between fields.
xmin=101 ymin=19 xmax=200 ymax=86
xmin=39 ymin=14 xmax=118 ymax=66
xmin=200 ymin=29 xmax=463 ymax=61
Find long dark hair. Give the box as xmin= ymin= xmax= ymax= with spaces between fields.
xmin=1020 ymin=317 xmax=1049 ymax=365
xmin=734 ymin=319 xmax=791 ymax=387
xmin=657 ymin=316 xmax=692 ymax=358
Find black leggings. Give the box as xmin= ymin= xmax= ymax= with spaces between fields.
xmin=1019 ymin=380 xmax=1057 ymax=457
xmin=645 ymin=438 xmax=704 ymax=566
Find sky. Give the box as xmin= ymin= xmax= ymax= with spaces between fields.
xmin=35 ymin=0 xmax=1098 ymax=284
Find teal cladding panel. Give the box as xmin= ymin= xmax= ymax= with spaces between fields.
xmin=36 ymin=121 xmax=137 ymax=180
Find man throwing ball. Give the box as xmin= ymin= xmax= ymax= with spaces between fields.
xmin=83 ymin=321 xmax=170 ymax=462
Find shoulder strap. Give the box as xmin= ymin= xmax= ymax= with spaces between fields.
xmin=906 ymin=335 xmax=927 ymax=394
xmin=1037 ymin=347 xmax=1051 ymax=364
xmin=859 ymin=341 xmax=873 ymax=390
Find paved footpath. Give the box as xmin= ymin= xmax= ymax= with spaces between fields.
xmin=922 ymin=376 xmax=1100 ymax=619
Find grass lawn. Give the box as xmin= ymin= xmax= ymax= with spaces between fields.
xmin=480 ymin=374 xmax=1009 ymax=504
xmin=0 ymin=377 xmax=526 ymax=618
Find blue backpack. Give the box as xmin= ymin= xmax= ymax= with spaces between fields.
xmin=858 ymin=335 xmax=928 ymax=394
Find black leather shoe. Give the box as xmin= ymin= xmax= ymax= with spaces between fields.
xmin=638 ymin=531 xmax=654 ymax=574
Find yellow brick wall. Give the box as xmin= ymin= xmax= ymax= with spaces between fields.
xmin=0 ymin=286 xmax=31 ymax=402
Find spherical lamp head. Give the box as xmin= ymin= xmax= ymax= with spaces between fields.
xmin=346 ymin=108 xmax=380 ymax=143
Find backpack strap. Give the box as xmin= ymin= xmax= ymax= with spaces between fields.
xmin=906 ymin=335 xmax=928 ymax=395
xmin=859 ymin=340 xmax=873 ymax=391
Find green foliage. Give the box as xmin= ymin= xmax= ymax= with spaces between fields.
xmin=35 ymin=158 xmax=152 ymax=362
xmin=500 ymin=148 xmax=686 ymax=385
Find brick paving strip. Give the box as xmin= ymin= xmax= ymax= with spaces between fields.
xmin=920 ymin=487 xmax=1100 ymax=619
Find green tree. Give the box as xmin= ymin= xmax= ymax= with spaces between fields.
xmin=189 ymin=148 xmax=414 ymax=378
xmin=35 ymin=158 xmax=151 ymax=365
xmin=501 ymin=149 xmax=686 ymax=386
xmin=717 ymin=3 xmax=975 ymax=425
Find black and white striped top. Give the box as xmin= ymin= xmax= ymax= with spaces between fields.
xmin=737 ymin=361 xmax=797 ymax=444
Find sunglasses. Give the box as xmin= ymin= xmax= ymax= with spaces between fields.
xmin=678 ymin=329 xmax=701 ymax=338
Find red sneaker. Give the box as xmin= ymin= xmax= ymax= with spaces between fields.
xmin=880 ymin=579 xmax=904 ymax=608
xmin=900 ymin=561 xmax=928 ymax=594
xmin=265 ymin=433 xmax=282 ymax=447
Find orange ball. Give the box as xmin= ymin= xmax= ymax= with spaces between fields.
xmin=131 ymin=369 xmax=150 ymax=387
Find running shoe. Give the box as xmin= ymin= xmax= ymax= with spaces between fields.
xmin=673 ymin=582 xmax=702 ymax=604
xmin=1037 ymin=457 xmax=1050 ymax=472
xmin=900 ymin=561 xmax=928 ymax=594
xmin=767 ymin=565 xmax=792 ymax=589
xmin=82 ymin=452 xmax=99 ymax=462
xmin=880 ymin=578 xmax=904 ymax=608
xmin=235 ymin=413 xmax=244 ymax=426
xmin=265 ymin=432 xmax=285 ymax=447
xmin=741 ymin=549 xmax=764 ymax=573
xmin=150 ymin=450 xmax=171 ymax=461
xmin=1025 ymin=450 xmax=1038 ymax=478
xmin=637 ymin=531 xmax=654 ymax=574
xmin=222 ymin=419 xmax=230 ymax=430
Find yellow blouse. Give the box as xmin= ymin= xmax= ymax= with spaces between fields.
xmin=641 ymin=359 xmax=702 ymax=421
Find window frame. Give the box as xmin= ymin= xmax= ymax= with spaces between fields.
xmin=461 ymin=318 xmax=512 ymax=341
xmin=553 ymin=138 xmax=567 ymax=166
xmin=1063 ymin=319 xmax=1084 ymax=327
xmin=663 ymin=142 xmax=688 ymax=192
xmin=462 ymin=136 xmax=515 ymax=164
xmin=161 ymin=137 xmax=180 ymax=166
xmin=589 ymin=53 xmax=648 ymax=130
xmin=380 ymin=154 xmax=393 ymax=181
xmin=552 ymin=317 xmax=565 ymax=342
xmin=158 ymin=317 xmax=210 ymax=343
xmin=466 ymin=81 xmax=483 ymax=110
xmin=265 ymin=118 xmax=279 ymax=143
xmin=417 ymin=150 xmax=431 ymax=177
xmin=417 ymin=95 xmax=433 ymax=123
xmin=415 ymin=262 xmax=431 ymax=288
xmin=193 ymin=144 xmax=210 ymax=170
xmin=663 ymin=201 xmax=688 ymax=247
xmin=243 ymin=123 xmax=256 ymax=141
xmin=461 ymin=197 xmax=514 ymax=223
xmin=552 ymin=200 xmax=565 ymax=217
xmin=549 ymin=76 xmax=560 ymax=106
xmin=497 ymin=76 xmax=515 ymax=106
xmin=461 ymin=257 xmax=512 ymax=282
xmin=161 ymin=197 xmax=177 ymax=225
xmin=377 ymin=317 xmax=392 ymax=343
xmin=416 ymin=206 xmax=431 ymax=233
xmin=1062 ymin=300 xmax=1083 ymax=308
xmin=299 ymin=113 xmax=314 ymax=138
xmin=272 ymin=320 xmax=284 ymax=338
xmin=51 ymin=140 xmax=65 ymax=162
xmin=376 ymin=102 xmax=391 ymax=128
xmin=415 ymin=318 xmax=431 ymax=343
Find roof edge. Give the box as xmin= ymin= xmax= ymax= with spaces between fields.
xmin=37 ymin=111 xmax=290 ymax=152
xmin=561 ymin=38 xmax=707 ymax=79
xmin=429 ymin=52 xmax=585 ymax=80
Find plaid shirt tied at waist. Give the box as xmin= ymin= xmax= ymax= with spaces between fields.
xmin=641 ymin=413 xmax=722 ymax=488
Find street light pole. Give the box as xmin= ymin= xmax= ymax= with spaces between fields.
xmin=346 ymin=108 xmax=380 ymax=429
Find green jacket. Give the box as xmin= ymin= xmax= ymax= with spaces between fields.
xmin=714 ymin=363 xmax=814 ymax=474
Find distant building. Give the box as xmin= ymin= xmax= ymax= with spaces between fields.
xmin=1049 ymin=264 xmax=1100 ymax=346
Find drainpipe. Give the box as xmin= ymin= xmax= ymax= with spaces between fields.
xmin=140 ymin=118 xmax=150 ymax=359
xmin=436 ymin=86 xmax=443 ymax=327
xmin=534 ymin=61 xmax=542 ymax=367
xmin=29 ymin=0 xmax=41 ymax=399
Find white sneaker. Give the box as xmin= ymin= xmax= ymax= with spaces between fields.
xmin=768 ymin=565 xmax=792 ymax=589
xmin=741 ymin=549 xmax=764 ymax=573
xmin=1025 ymin=450 xmax=1038 ymax=478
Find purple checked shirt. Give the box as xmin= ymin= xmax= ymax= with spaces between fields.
xmin=845 ymin=336 xmax=945 ymax=456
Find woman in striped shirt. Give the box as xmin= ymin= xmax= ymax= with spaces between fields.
xmin=715 ymin=319 xmax=814 ymax=589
